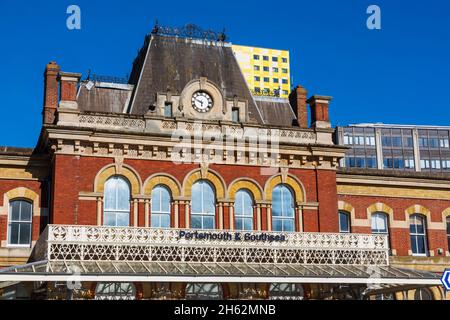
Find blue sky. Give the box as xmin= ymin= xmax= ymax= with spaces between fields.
xmin=0 ymin=0 xmax=449 ymax=147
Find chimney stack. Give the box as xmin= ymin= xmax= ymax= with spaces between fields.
xmin=43 ymin=61 xmax=60 ymax=124
xmin=307 ymin=95 xmax=332 ymax=128
xmin=58 ymin=72 xmax=81 ymax=109
xmin=289 ymin=85 xmax=308 ymax=128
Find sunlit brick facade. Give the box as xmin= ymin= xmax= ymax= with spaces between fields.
xmin=0 ymin=27 xmax=448 ymax=300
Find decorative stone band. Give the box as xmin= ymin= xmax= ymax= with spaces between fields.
xmin=162 ymin=121 xmax=318 ymax=145
xmin=38 ymin=225 xmax=390 ymax=266
xmin=53 ymin=111 xmax=345 ymax=169
xmin=79 ymin=114 xmax=145 ymax=130
xmin=59 ymin=111 xmax=324 ymax=146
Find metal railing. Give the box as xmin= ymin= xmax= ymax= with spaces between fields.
xmin=34 ymin=225 xmax=390 ymax=266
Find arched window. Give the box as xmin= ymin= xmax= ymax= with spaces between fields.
xmin=95 ymin=282 xmax=136 ymax=300
xmin=414 ymin=288 xmax=432 ymax=300
xmin=371 ymin=212 xmax=388 ymax=234
xmin=191 ymin=180 xmax=216 ymax=229
xmin=269 ymin=283 xmax=304 ymax=300
xmin=234 ymin=189 xmax=254 ymax=231
xmin=338 ymin=211 xmax=351 ymax=233
xmin=104 ymin=176 xmax=130 ymax=227
xmin=185 ymin=283 xmax=223 ymax=300
xmin=446 ymin=216 xmax=450 ymax=253
xmin=151 ymin=185 xmax=171 ymax=228
xmin=410 ymin=214 xmax=428 ymax=256
xmin=272 ymin=184 xmax=295 ymax=232
xmin=8 ymin=199 xmax=32 ymax=246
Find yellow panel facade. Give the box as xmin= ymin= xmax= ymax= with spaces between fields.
xmin=232 ymin=44 xmax=291 ymax=98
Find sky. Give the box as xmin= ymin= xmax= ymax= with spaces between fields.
xmin=0 ymin=0 xmax=449 ymax=147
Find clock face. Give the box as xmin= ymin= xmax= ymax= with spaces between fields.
xmin=191 ymin=91 xmax=213 ymax=113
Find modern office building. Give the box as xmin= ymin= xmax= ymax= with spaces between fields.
xmin=232 ymin=44 xmax=291 ymax=98
xmin=0 ymin=24 xmax=448 ymax=300
xmin=335 ymin=123 xmax=450 ymax=172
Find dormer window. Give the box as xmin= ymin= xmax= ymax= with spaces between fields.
xmin=232 ymin=108 xmax=240 ymax=123
xmin=164 ymin=102 xmax=173 ymax=117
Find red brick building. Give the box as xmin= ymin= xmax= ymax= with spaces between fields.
xmin=0 ymin=26 xmax=448 ymax=300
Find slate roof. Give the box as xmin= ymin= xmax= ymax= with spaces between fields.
xmin=77 ymin=82 xmax=133 ymax=114
xmin=76 ymin=34 xmax=298 ymax=127
xmin=254 ymin=96 xmax=297 ymax=127
xmin=128 ymin=35 xmax=265 ymax=122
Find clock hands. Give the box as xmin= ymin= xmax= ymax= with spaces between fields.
xmin=195 ymin=97 xmax=207 ymax=109
xmin=192 ymin=92 xmax=212 ymax=111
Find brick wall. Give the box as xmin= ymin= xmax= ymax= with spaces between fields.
xmin=338 ymin=194 xmax=450 ymax=256
xmin=51 ymin=155 xmax=339 ymax=233
xmin=1 ymin=151 xmax=449 ymax=261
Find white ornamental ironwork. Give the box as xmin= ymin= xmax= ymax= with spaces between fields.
xmin=36 ymin=225 xmax=390 ymax=266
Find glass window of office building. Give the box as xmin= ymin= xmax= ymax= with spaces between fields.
xmin=381 ymin=128 xmax=415 ymax=170
xmin=342 ymin=127 xmax=377 ymax=169
xmin=418 ymin=129 xmax=450 ymax=172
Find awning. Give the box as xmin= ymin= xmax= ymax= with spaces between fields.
xmin=0 ymin=260 xmax=441 ymax=286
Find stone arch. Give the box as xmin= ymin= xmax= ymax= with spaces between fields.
xmin=430 ymin=286 xmax=444 ymax=300
xmin=442 ymin=207 xmax=450 ymax=221
xmin=404 ymin=204 xmax=442 ymax=230
xmin=367 ymin=202 xmax=395 ymax=227
xmin=405 ymin=204 xmax=430 ymax=217
xmin=338 ymin=201 xmax=355 ymax=215
xmin=143 ymin=173 xmax=181 ymax=197
xmin=1 ymin=187 xmax=41 ymax=217
xmin=407 ymin=287 xmax=442 ymax=300
xmin=264 ymin=174 xmax=305 ymax=202
xmin=228 ymin=178 xmax=263 ymax=201
xmin=443 ymin=207 xmax=450 ymax=216
xmin=182 ymin=169 xmax=226 ymax=199
xmin=94 ymin=164 xmax=142 ymax=195
xmin=337 ymin=200 xmax=357 ymax=225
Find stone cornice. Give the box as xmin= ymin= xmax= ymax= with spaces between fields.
xmin=56 ymin=109 xmax=339 ymax=146
xmin=38 ymin=110 xmax=348 ymax=170
xmin=41 ymin=128 xmax=344 ymax=171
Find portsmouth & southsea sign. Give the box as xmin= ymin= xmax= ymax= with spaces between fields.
xmin=178 ymin=230 xmax=286 ymax=243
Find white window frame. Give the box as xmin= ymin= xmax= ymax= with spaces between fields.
xmin=7 ymin=199 xmax=33 ymax=247
xmin=103 ymin=176 xmax=131 ymax=227
xmin=151 ymin=185 xmax=171 ymax=228
xmin=410 ymin=214 xmax=428 ymax=257
xmin=191 ymin=180 xmax=216 ymax=229
xmin=439 ymin=138 xmax=449 ymax=148
xmin=272 ymin=185 xmax=295 ymax=232
xmin=234 ymin=190 xmax=254 ymax=231
xmin=371 ymin=212 xmax=389 ymax=235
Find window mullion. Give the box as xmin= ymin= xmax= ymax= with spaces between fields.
xmin=159 ymin=188 xmax=163 ymax=212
